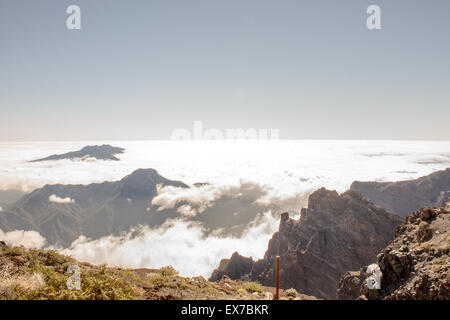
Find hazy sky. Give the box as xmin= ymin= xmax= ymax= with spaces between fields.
xmin=1 ymin=0 xmax=449 ymax=141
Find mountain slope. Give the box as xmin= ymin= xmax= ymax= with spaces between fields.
xmin=0 ymin=169 xmax=282 ymax=248
xmin=0 ymin=242 xmax=317 ymax=300
xmin=0 ymin=169 xmax=188 ymax=247
xmin=209 ymin=188 xmax=402 ymax=299
xmin=350 ymin=168 xmax=450 ymax=217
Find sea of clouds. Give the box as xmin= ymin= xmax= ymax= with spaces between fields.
xmin=1 ymin=140 xmax=449 ymax=196
xmin=59 ymin=211 xmax=282 ymax=277
xmin=0 ymin=140 xmax=449 ymax=276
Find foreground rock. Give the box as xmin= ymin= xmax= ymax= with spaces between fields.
xmin=337 ymin=204 xmax=450 ymax=300
xmin=210 ymin=188 xmax=402 ymax=299
xmin=210 ymin=252 xmax=254 ymax=282
xmin=350 ymin=168 xmax=450 ymax=217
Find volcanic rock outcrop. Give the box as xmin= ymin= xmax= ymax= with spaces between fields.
xmin=337 ymin=203 xmax=450 ymax=300
xmin=350 ymin=168 xmax=450 ymax=217
xmin=210 ymin=252 xmax=254 ymax=282
xmin=209 ymin=188 xmax=402 ymax=299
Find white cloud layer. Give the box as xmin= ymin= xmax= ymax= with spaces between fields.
xmin=0 ymin=229 xmax=46 ymax=249
xmin=152 ymin=183 xmax=245 ymax=217
xmin=60 ymin=211 xmax=280 ymax=277
xmin=0 ymin=140 xmax=449 ymax=198
xmin=48 ymin=194 xmax=75 ymax=204
xmin=153 ymin=184 xmax=219 ymax=211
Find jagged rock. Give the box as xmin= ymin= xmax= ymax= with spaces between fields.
xmin=416 ymin=222 xmax=432 ymax=243
xmin=221 ymin=275 xmax=231 ymax=281
xmin=380 ymin=249 xmax=412 ymax=281
xmin=338 ymin=264 xmax=385 ymax=300
xmin=338 ymin=205 xmax=450 ymax=300
xmin=350 ymin=168 xmax=450 ymax=217
xmin=337 ymin=269 xmax=366 ymax=300
xmin=209 ymin=252 xmax=254 ymax=282
xmin=210 ymin=188 xmax=402 ymax=299
xmin=0 ymin=241 xmax=7 ymax=250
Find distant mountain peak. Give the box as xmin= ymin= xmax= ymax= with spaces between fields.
xmin=123 ymin=168 xmax=160 ymax=180
xmin=118 ymin=168 xmax=188 ymax=200
xmin=120 ymin=169 xmax=187 ymax=187
xmin=30 ymin=144 xmax=125 ymax=162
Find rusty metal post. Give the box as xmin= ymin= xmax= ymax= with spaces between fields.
xmin=275 ymin=256 xmax=280 ymax=300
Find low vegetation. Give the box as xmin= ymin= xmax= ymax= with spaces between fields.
xmin=420 ymin=242 xmax=435 ymax=253
xmin=285 ymin=288 xmax=298 ymax=299
xmin=1 ymin=246 xmax=138 ymax=300
xmin=433 ymin=257 xmax=447 ymax=266
xmin=0 ymin=245 xmax=316 ymax=300
xmin=241 ymin=281 xmax=263 ymax=293
xmin=409 ymin=242 xmax=419 ymax=250
xmin=159 ymin=266 xmax=178 ymax=277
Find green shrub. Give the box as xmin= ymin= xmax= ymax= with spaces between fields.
xmin=285 ymin=288 xmax=298 ymax=298
xmin=409 ymin=242 xmax=419 ymax=249
xmin=241 ymin=282 xmax=263 ymax=293
xmin=2 ymin=246 xmax=24 ymax=256
xmin=433 ymin=257 xmax=446 ymax=265
xmin=159 ymin=266 xmax=178 ymax=277
xmin=421 ymin=242 xmax=434 ymax=253
xmin=443 ymin=245 xmax=450 ymax=254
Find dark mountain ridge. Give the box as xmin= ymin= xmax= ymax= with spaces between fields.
xmin=0 ymin=169 xmax=283 ymax=248
xmin=30 ymin=144 xmax=125 ymax=162
xmin=0 ymin=169 xmax=188 ymax=247
xmin=350 ymin=168 xmax=450 ymax=217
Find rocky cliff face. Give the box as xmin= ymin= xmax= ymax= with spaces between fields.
xmin=350 ymin=168 xmax=450 ymax=217
xmin=337 ymin=204 xmax=450 ymax=300
xmin=209 ymin=188 xmax=402 ymax=299
xmin=210 ymin=252 xmax=254 ymax=282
